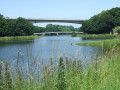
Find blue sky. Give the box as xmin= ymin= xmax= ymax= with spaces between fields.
xmin=1 ymin=0 xmax=120 ymax=27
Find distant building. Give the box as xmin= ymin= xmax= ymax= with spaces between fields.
xmin=113 ymin=29 xmax=118 ymax=35
xmin=110 ymin=28 xmax=118 ymax=35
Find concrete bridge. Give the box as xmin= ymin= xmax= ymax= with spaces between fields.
xmin=34 ymin=32 xmax=83 ymax=36
xmin=6 ymin=18 xmax=86 ymax=24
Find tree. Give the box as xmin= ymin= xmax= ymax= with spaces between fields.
xmin=80 ymin=7 xmax=120 ymax=34
xmin=97 ymin=13 xmax=114 ymax=33
xmin=114 ymin=26 xmax=120 ymax=34
xmin=46 ymin=24 xmax=75 ymax=32
xmin=114 ymin=17 xmax=120 ymax=26
xmin=7 ymin=19 xmax=16 ymax=36
xmin=34 ymin=26 xmax=46 ymax=33
xmin=46 ymin=24 xmax=53 ymax=32
xmin=108 ymin=7 xmax=120 ymax=27
xmin=14 ymin=17 xmax=34 ymax=36
xmin=0 ymin=14 xmax=8 ymax=36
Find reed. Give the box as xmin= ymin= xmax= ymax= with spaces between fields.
xmin=0 ymin=45 xmax=120 ymax=89
xmin=0 ymin=62 xmax=3 ymax=90
xmin=58 ymin=57 xmax=65 ymax=90
xmin=37 ymin=45 xmax=120 ymax=89
xmin=4 ymin=62 xmax=12 ymax=89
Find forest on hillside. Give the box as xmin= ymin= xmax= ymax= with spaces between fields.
xmin=80 ymin=7 xmax=120 ymax=34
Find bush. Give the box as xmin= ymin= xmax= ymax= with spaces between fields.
xmin=71 ymin=32 xmax=76 ymax=37
xmin=114 ymin=26 xmax=120 ymax=34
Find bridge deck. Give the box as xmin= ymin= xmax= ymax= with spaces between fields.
xmin=6 ymin=18 xmax=85 ymax=24
xmin=34 ymin=32 xmax=83 ymax=35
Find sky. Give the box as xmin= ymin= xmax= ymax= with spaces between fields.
xmin=0 ymin=0 xmax=120 ymax=28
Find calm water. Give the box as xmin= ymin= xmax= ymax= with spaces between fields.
xmin=0 ymin=35 xmax=102 ymax=66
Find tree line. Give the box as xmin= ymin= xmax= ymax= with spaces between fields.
xmin=0 ymin=15 xmax=35 ymax=36
xmin=33 ymin=24 xmax=77 ymax=33
xmin=0 ymin=14 xmax=77 ymax=37
xmin=80 ymin=7 xmax=120 ymax=34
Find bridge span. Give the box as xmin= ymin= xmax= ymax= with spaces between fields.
xmin=34 ymin=32 xmax=83 ymax=36
xmin=6 ymin=18 xmax=86 ymax=24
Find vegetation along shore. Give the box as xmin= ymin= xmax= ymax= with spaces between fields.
xmin=77 ymin=39 xmax=120 ymax=48
xmin=0 ymin=36 xmax=40 ymax=41
xmin=76 ymin=34 xmax=120 ymax=40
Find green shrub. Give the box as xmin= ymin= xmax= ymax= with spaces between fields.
xmin=114 ymin=26 xmax=120 ymax=33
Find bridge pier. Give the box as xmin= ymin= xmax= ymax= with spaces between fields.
xmin=57 ymin=33 xmax=58 ymax=36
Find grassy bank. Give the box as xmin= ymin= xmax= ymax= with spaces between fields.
xmin=77 ymin=39 xmax=120 ymax=48
xmin=0 ymin=36 xmax=40 ymax=41
xmin=77 ymin=34 xmax=119 ymax=40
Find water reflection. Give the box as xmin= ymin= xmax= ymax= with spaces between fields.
xmin=0 ymin=35 xmax=101 ymax=67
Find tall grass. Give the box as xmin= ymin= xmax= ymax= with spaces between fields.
xmin=77 ymin=34 xmax=119 ymax=39
xmin=0 ymin=45 xmax=120 ymax=89
xmin=39 ymin=47 xmax=120 ymax=89
xmin=0 ymin=36 xmax=40 ymax=41
xmin=77 ymin=39 xmax=120 ymax=48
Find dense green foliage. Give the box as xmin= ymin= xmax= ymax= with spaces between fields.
xmin=77 ymin=39 xmax=120 ymax=48
xmin=45 ymin=24 xmax=75 ymax=32
xmin=12 ymin=17 xmax=34 ymax=36
xmin=34 ymin=26 xmax=46 ymax=33
xmin=0 ymin=14 xmax=8 ymax=36
xmin=0 ymin=15 xmax=35 ymax=36
xmin=114 ymin=26 xmax=120 ymax=33
xmin=34 ymin=24 xmax=77 ymax=33
xmin=77 ymin=34 xmax=119 ymax=39
xmin=71 ymin=32 xmax=77 ymax=37
xmin=80 ymin=7 xmax=120 ymax=34
xmin=0 ymin=36 xmax=40 ymax=41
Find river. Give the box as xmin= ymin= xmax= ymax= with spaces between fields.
xmin=0 ymin=35 xmax=102 ymax=67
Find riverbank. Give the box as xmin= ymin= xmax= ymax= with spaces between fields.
xmin=76 ymin=34 xmax=119 ymax=40
xmin=0 ymin=36 xmax=40 ymax=41
xmin=77 ymin=39 xmax=120 ymax=48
